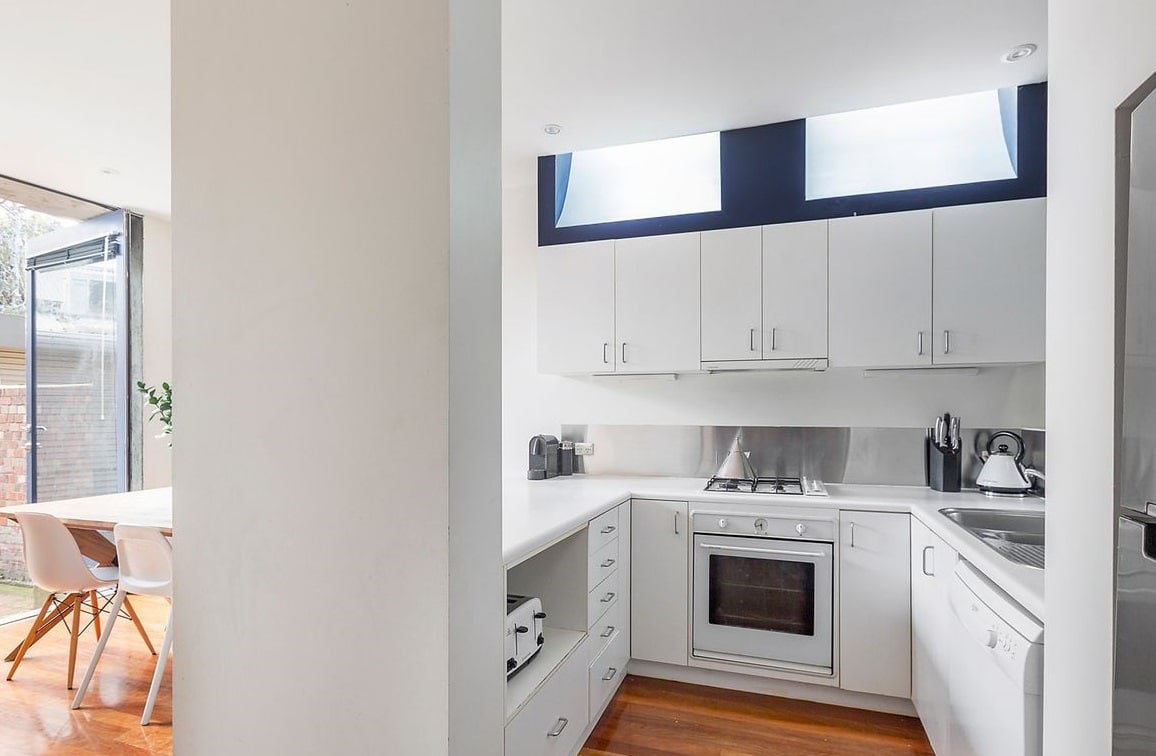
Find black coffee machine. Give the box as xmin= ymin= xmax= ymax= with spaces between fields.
xmin=527 ymin=435 xmax=560 ymax=480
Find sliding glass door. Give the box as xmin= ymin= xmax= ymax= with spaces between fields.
xmin=25 ymin=211 xmax=133 ymax=502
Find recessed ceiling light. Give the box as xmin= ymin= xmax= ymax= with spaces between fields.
xmin=543 ymin=124 xmax=562 ymax=136
xmin=99 ymin=167 xmax=119 ymax=176
xmin=1002 ymin=44 xmax=1037 ymax=63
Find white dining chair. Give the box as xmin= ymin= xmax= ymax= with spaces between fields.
xmin=71 ymin=524 xmax=173 ymax=725
xmin=6 ymin=512 xmax=156 ymax=690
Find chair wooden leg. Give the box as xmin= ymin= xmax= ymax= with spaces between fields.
xmin=89 ymin=591 xmax=102 ymax=640
xmin=122 ymin=596 xmax=156 ymax=655
xmin=4 ymin=594 xmax=73 ymax=662
xmin=6 ymin=594 xmax=55 ymax=681
xmin=67 ymin=592 xmax=83 ymax=689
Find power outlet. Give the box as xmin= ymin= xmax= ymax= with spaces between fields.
xmin=574 ymin=442 xmax=594 ymax=456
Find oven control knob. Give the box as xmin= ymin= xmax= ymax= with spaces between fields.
xmin=795 ymin=523 xmax=807 ymax=535
xmin=718 ymin=518 xmax=729 ymax=529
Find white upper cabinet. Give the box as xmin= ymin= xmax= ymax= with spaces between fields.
xmin=762 ymin=220 xmax=828 ymax=360
xmin=829 ymin=210 xmax=933 ymax=368
xmin=701 ymin=227 xmax=762 ymax=362
xmin=615 ymin=233 xmax=701 ymax=374
xmin=932 ymin=197 xmax=1046 ymax=365
xmin=537 ymin=241 xmax=616 ymax=374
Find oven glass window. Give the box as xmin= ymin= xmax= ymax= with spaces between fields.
xmin=708 ymin=554 xmax=815 ymax=636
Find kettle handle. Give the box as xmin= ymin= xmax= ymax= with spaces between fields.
xmin=987 ymin=431 xmax=1025 ymax=463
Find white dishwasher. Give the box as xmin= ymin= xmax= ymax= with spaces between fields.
xmin=948 ymin=559 xmax=1044 ymax=756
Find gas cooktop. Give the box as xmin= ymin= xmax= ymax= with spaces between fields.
xmin=703 ymin=476 xmax=827 ymax=496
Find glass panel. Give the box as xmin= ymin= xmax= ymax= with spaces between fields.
xmin=32 ymin=255 xmax=121 ymax=502
xmin=556 ymin=132 xmax=722 ymax=227
xmin=805 ymin=89 xmax=1019 ymax=200
xmin=708 ymin=554 xmax=815 ymax=636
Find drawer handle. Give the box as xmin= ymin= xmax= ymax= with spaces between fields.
xmin=601 ymin=558 xmax=616 ymax=568
xmin=600 ymin=625 xmax=615 ymax=638
xmin=600 ymin=525 xmax=617 ymax=535
xmin=547 ymin=717 xmax=569 ymax=738
xmin=600 ymin=592 xmax=616 ymax=603
xmin=602 ymin=667 xmax=618 ymax=682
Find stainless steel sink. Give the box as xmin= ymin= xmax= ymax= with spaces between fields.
xmin=939 ymin=508 xmax=1045 ymax=569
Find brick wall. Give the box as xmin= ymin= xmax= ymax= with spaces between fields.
xmin=0 ymin=385 xmax=26 ymax=582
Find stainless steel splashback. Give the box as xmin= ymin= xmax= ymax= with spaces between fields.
xmin=561 ymin=424 xmax=1045 ymax=490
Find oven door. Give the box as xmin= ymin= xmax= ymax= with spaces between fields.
xmin=692 ymin=533 xmax=833 ymax=672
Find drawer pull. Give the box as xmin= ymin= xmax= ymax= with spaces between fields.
xmin=600 ymin=525 xmax=617 ymax=535
xmin=602 ymin=667 xmax=618 ymax=682
xmin=600 ymin=625 xmax=615 ymax=638
xmin=547 ymin=717 xmax=569 ymax=738
xmin=600 ymin=592 xmax=616 ymax=603
xmin=600 ymin=558 xmax=616 ymax=568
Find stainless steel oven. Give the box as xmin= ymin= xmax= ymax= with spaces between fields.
xmin=692 ymin=511 xmax=835 ymax=675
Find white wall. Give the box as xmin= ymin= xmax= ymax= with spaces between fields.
xmin=1045 ymin=3 xmax=1156 ymax=753
xmin=141 ymin=214 xmax=171 ymax=489
xmin=172 ymin=2 xmax=455 ymax=753
xmin=502 ymin=184 xmax=1045 ymax=476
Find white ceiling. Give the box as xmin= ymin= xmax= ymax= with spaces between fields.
xmin=0 ymin=1 xmax=170 ymax=217
xmin=502 ymin=0 xmax=1048 ymax=187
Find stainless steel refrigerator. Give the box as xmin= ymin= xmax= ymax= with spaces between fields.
xmin=1116 ymin=78 xmax=1156 ymax=755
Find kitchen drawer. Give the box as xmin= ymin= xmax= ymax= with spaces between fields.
xmin=505 ymin=640 xmax=590 ymax=756
xmin=588 ymin=570 xmax=620 ymax=628
xmin=588 ymin=507 xmax=621 ymax=554
xmin=588 ymin=538 xmax=620 ymax=590
xmin=588 ymin=624 xmax=630 ymax=720
xmin=590 ymin=595 xmax=626 ymax=661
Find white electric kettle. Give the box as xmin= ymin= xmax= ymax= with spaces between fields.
xmin=976 ymin=431 xmax=1040 ymax=497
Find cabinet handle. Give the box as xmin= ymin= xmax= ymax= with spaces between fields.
xmin=849 ymin=522 xmax=856 ymax=548
xmin=601 ymin=558 xmax=616 ymax=568
xmin=770 ymin=327 xmax=777 ymax=351
xmin=600 ymin=625 xmax=616 ymax=638
xmin=943 ymin=329 xmax=951 ymax=355
xmin=621 ymin=342 xmax=628 ymax=363
xmin=600 ymin=592 xmax=616 ymax=603
xmin=547 ymin=718 xmax=569 ymax=737
xmin=674 ymin=511 xmax=680 ymax=534
xmin=922 ymin=545 xmax=935 ymax=576
xmin=600 ymin=525 xmax=616 ymax=535
xmin=917 ymin=331 xmax=924 ymax=356
xmin=750 ymin=328 xmax=758 ymax=352
xmin=603 ymin=342 xmax=610 ymax=364
xmin=602 ymin=667 xmax=619 ymax=682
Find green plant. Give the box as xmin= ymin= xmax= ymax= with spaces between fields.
xmin=137 ymin=380 xmax=172 ymax=444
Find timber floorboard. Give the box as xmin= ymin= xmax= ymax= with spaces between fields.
xmin=0 ymin=594 xmax=171 ymax=755
xmin=581 ymin=675 xmax=933 ymax=756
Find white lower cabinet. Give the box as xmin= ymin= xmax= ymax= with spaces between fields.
xmin=631 ymin=499 xmax=689 ymax=665
xmin=505 ymin=641 xmax=590 ymax=756
xmin=911 ymin=517 xmax=958 ymax=755
xmin=839 ymin=511 xmax=912 ymax=698
xmin=588 ymin=624 xmax=630 ymax=719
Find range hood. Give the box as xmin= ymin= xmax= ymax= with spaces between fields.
xmin=701 ymin=358 xmax=829 ymax=373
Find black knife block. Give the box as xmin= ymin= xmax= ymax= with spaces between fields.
xmin=927 ymin=438 xmax=962 ymax=493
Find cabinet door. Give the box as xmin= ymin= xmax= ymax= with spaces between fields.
xmin=839 ymin=511 xmax=911 ymax=698
xmin=630 ymin=499 xmax=689 ymax=666
xmin=701 ymin=227 xmax=762 ymax=362
xmin=933 ymin=198 xmax=1046 ymax=365
xmin=763 ymin=220 xmax=828 ymax=360
xmin=911 ymin=518 xmax=957 ymax=756
xmin=537 ymin=241 xmax=615 ymax=374
xmin=829 ymin=211 xmax=933 ymax=368
xmin=615 ymin=234 xmax=701 ymax=373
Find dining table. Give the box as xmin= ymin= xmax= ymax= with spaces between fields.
xmin=0 ymin=487 xmax=173 ymax=662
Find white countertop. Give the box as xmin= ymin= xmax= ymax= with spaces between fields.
xmin=503 ymin=475 xmax=1044 ymax=619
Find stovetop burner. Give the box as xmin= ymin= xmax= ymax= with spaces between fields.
xmin=704 ymin=476 xmax=809 ymax=495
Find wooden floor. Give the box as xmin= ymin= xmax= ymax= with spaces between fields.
xmin=0 ymin=594 xmax=171 ymax=755
xmin=581 ymin=675 xmax=933 ymax=756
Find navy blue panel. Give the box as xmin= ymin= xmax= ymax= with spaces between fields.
xmin=537 ymin=82 xmax=1048 ymax=246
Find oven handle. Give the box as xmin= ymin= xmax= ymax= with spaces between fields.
xmin=698 ymin=543 xmax=827 ymax=559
